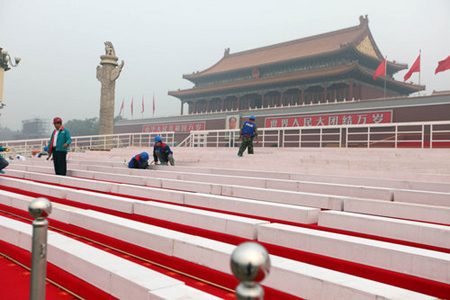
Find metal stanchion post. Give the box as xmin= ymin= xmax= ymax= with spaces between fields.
xmin=28 ymin=197 xmax=52 ymax=300
xmin=230 ymin=241 xmax=271 ymax=300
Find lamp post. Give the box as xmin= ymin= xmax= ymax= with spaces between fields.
xmin=0 ymin=47 xmax=21 ymax=105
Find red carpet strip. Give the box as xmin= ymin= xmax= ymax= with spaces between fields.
xmin=0 ymin=241 xmax=115 ymax=300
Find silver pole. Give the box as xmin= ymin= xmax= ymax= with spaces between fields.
xmin=230 ymin=242 xmax=271 ymax=300
xmin=29 ymin=197 xmax=52 ymax=300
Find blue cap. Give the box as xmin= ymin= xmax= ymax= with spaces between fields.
xmin=250 ymin=115 xmax=255 ymax=120
xmin=140 ymin=152 xmax=149 ymax=161
xmin=44 ymin=146 xmax=49 ymax=151
xmin=154 ymin=135 xmax=162 ymax=143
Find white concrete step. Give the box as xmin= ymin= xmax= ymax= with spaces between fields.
xmin=0 ymin=170 xmax=322 ymax=224
xmin=0 ymin=199 xmax=437 ymax=299
xmin=257 ymin=223 xmax=450 ymax=284
xmin=0 ymin=180 xmax=269 ymax=239
xmin=343 ymin=198 xmax=450 ymax=225
xmin=318 ymin=210 xmax=450 ymax=249
xmin=0 ymin=215 xmax=221 ymax=300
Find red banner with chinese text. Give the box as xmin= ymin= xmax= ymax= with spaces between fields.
xmin=143 ymin=122 xmax=206 ymax=133
xmin=265 ymin=111 xmax=392 ymax=128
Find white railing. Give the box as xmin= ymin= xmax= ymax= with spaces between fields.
xmin=3 ymin=121 xmax=450 ymax=158
xmin=178 ymin=121 xmax=450 ymax=149
xmin=1 ymin=132 xmax=175 ymax=158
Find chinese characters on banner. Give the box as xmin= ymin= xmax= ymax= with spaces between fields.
xmin=142 ymin=122 xmax=205 ymax=133
xmin=265 ymin=111 xmax=392 ymax=128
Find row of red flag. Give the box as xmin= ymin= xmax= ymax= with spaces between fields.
xmin=373 ymin=54 xmax=450 ymax=81
xmin=118 ymin=95 xmax=156 ymax=117
xmin=116 ymin=55 xmax=449 ymax=117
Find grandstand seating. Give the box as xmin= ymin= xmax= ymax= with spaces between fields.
xmin=1 ymin=146 xmax=449 ymax=299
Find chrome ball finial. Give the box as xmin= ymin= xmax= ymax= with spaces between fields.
xmin=230 ymin=242 xmax=271 ymax=299
xmin=28 ymin=197 xmax=52 ymax=220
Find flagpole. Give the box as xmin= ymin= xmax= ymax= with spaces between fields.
xmin=152 ymin=93 xmax=155 ymax=118
xmin=118 ymin=97 xmax=124 ymax=117
xmin=141 ymin=94 xmax=144 ymax=119
xmin=418 ymin=50 xmax=422 ymax=96
xmin=384 ymin=56 xmax=387 ymax=99
xmin=131 ymin=96 xmax=134 ymax=119
xmin=418 ymin=50 xmax=421 ymax=86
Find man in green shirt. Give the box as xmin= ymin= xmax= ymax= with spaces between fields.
xmin=47 ymin=117 xmax=71 ymax=176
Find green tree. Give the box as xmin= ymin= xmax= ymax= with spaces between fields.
xmin=0 ymin=126 xmax=22 ymax=141
xmin=114 ymin=116 xmax=125 ymax=122
xmin=64 ymin=118 xmax=99 ymax=137
xmin=64 ymin=116 xmax=125 ymax=136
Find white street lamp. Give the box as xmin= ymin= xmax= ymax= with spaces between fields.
xmin=0 ymin=47 xmax=21 ymax=105
xmin=1 ymin=48 xmax=21 ymax=70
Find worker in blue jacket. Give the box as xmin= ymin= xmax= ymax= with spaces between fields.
xmin=0 ymin=146 xmax=10 ymax=174
xmin=47 ymin=117 xmax=71 ymax=176
xmin=238 ymin=115 xmax=259 ymax=157
xmin=128 ymin=152 xmax=150 ymax=169
xmin=153 ymin=135 xmax=175 ymax=166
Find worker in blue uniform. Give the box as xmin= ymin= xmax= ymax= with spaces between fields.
xmin=238 ymin=115 xmax=259 ymax=157
xmin=153 ymin=136 xmax=175 ymax=166
xmin=128 ymin=152 xmax=150 ymax=169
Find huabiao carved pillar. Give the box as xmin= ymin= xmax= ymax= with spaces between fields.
xmin=96 ymin=41 xmax=124 ymax=135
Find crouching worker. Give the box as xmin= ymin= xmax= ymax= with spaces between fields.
xmin=0 ymin=146 xmax=10 ymax=174
xmin=153 ymin=136 xmax=175 ymax=166
xmin=128 ymin=152 xmax=150 ymax=169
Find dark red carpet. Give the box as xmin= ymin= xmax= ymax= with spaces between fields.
xmin=0 ymin=242 xmax=116 ymax=299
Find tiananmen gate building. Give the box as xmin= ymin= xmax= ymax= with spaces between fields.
xmin=114 ymin=16 xmax=450 ymax=143
xmin=168 ymin=15 xmax=423 ymax=114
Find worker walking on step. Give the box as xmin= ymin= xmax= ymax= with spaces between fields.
xmin=128 ymin=152 xmax=150 ymax=169
xmin=238 ymin=115 xmax=259 ymax=157
xmin=153 ymin=135 xmax=175 ymax=166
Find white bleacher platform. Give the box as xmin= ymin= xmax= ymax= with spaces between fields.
xmin=257 ymin=222 xmax=450 ymax=284
xmin=318 ymin=210 xmax=450 ymax=249
xmin=0 ymin=216 xmax=221 ymax=300
xmin=0 ymin=191 xmax=438 ymax=300
xmin=1 ymin=146 xmax=449 ymax=299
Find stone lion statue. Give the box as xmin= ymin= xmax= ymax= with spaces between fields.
xmin=104 ymin=41 xmax=115 ymax=56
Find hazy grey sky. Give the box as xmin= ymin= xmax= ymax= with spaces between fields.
xmin=1 ymin=0 xmax=449 ymax=130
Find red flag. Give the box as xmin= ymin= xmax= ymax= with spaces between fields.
xmin=404 ymin=54 xmax=421 ymax=81
xmin=373 ymin=59 xmax=386 ymax=81
xmin=141 ymin=95 xmax=145 ymax=114
xmin=435 ymin=55 xmax=450 ymax=75
xmin=152 ymin=94 xmax=155 ymax=116
xmin=131 ymin=97 xmax=134 ymax=116
xmin=118 ymin=99 xmax=124 ymax=116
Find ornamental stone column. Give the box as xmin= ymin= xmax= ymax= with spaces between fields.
xmin=96 ymin=41 xmax=124 ymax=136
